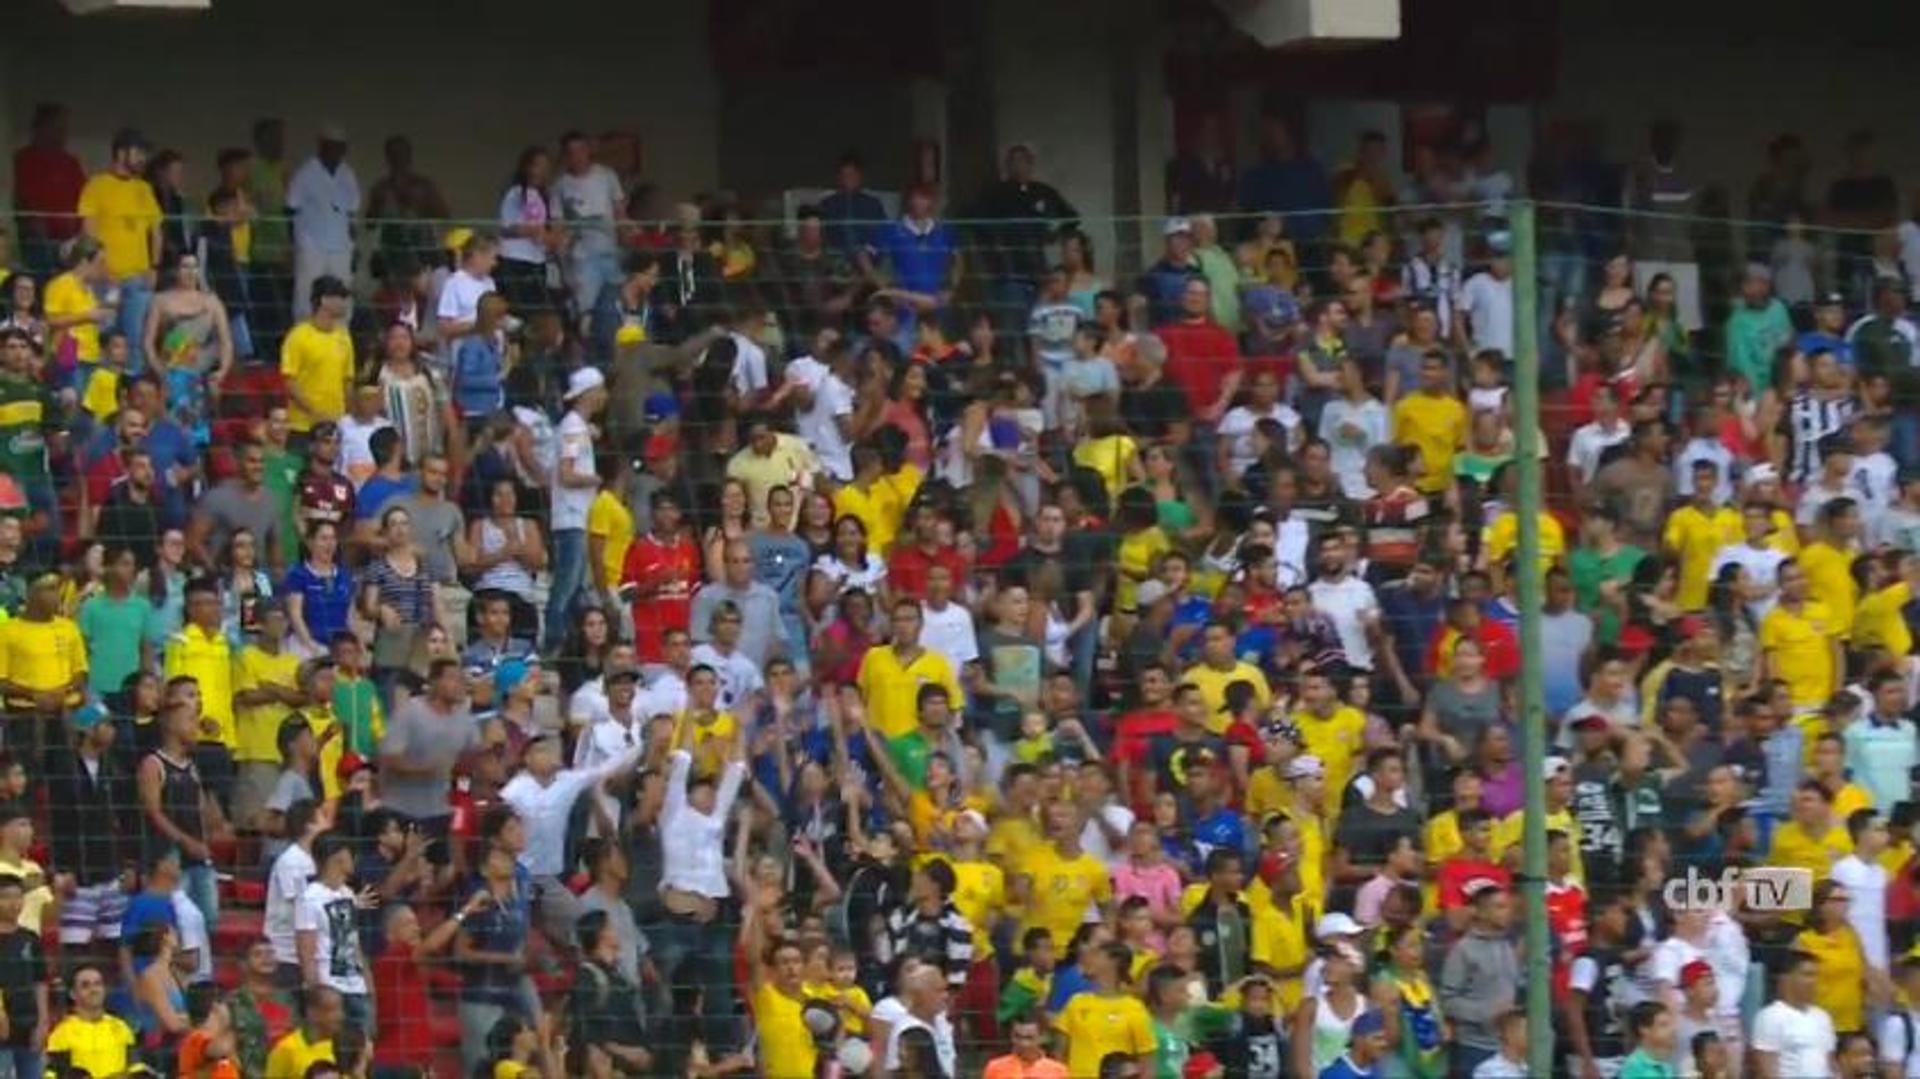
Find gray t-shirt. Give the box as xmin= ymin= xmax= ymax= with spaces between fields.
xmin=198 ymin=480 xmax=281 ymax=559
xmin=393 ymin=494 xmax=465 ymax=583
xmin=687 ymin=582 xmax=786 ymax=668
xmin=378 ymin=699 xmax=479 ymax=820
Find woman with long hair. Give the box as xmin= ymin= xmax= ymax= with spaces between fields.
xmin=469 ymin=478 xmax=545 ymax=641
xmin=497 ymin=146 xmax=557 ymax=313
xmin=811 ymin=588 xmax=875 ymax=689
xmin=555 ymin=605 xmax=614 ymax=699
xmin=807 ymin=515 xmax=887 ymax=627
xmin=362 ymin=505 xmax=437 ymax=694
xmin=1376 ymin=924 xmax=1444 ymax=1079
xmin=1471 ymin=723 xmax=1524 ymax=819
xmin=141 ymin=246 xmax=235 ymax=446
xmin=1415 ymin=637 xmax=1503 ymax=788
xmin=1138 ymin=442 xmax=1212 ymax=545
xmin=881 ymin=362 xmax=932 ymax=471
xmin=1592 ymin=252 xmax=1635 ymax=318
xmin=376 ymin=320 xmax=459 ymax=472
xmin=130 ymin=922 xmax=189 ymax=1052
xmin=283 ymin=519 xmax=354 ymax=658
xmin=1291 ymin=943 xmax=1373 ymax=1077
xmin=218 ymin=527 xmax=274 ymax=648
xmin=702 ymin=477 xmax=751 ymax=583
xmin=797 ymin=489 xmax=837 ymax=560
xmin=1059 ymin=229 xmax=1108 ymax=317
xmin=1707 ymin=563 xmax=1760 ymax=695
xmin=141 ymin=527 xmax=191 ymax=645
xmin=1644 ymin=271 xmax=1691 ymax=369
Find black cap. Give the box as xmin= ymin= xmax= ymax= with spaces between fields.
xmin=606 ymin=666 xmax=643 ymax=685
xmin=1817 ymin=291 xmax=1846 ymax=307
xmin=110 ymin=128 xmax=150 ymax=154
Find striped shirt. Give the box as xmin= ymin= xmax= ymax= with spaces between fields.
xmin=362 ymin=556 xmax=434 ymax=627
xmin=1784 ymin=391 xmax=1854 ymax=485
xmin=879 ymin=902 xmax=975 ymax=987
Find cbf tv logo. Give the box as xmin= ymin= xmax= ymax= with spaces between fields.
xmin=1662 ymin=867 xmax=1814 ymax=913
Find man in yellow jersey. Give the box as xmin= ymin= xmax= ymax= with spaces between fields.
xmin=747 ymin=934 xmax=816 ymax=1079
xmin=1768 ymin=780 xmax=1853 ymax=880
xmin=232 ymin=604 xmax=305 ymax=830
xmin=1289 ymin=669 xmax=1367 ymax=797
xmin=856 ymin=598 xmax=963 ymax=740
xmin=165 ymin=578 xmax=236 ymax=774
xmin=1271 ymin=754 xmax=1330 ymax=906
xmin=280 ymin=275 xmax=354 ymax=442
xmin=1054 ymin=940 xmax=1154 ymax=1076
xmin=1761 ymin=561 xmax=1843 ymax=711
xmin=1013 ymin=800 xmax=1111 ymax=951
xmin=833 ymin=443 xmax=896 ymax=555
xmin=1391 ymin=350 xmax=1468 ymax=495
xmin=1182 ymin=621 xmax=1271 ymax=726
xmin=265 ymin=985 xmax=342 ymax=1078
xmin=77 ymin=129 xmax=160 ymax=369
xmin=1493 ymin=756 xmax=1585 ymax=885
xmin=1664 ymin=459 xmax=1743 ymax=610
xmin=0 ymin=573 xmax=87 ymax=751
xmin=1797 ymin=498 xmax=1861 ymax=636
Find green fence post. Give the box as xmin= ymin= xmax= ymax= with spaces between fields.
xmin=1510 ymin=199 xmax=1553 ymax=1077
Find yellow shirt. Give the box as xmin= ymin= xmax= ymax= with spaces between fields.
xmin=1833 ymin=782 xmax=1873 ymax=820
xmin=264 ymin=1029 xmax=334 ymax=1079
xmin=586 ymin=490 xmax=634 ymax=591
xmin=877 ymin=464 xmax=923 ymax=545
xmin=0 ymin=854 xmax=52 ymax=937
xmin=1250 ymin=890 xmax=1316 ymax=1011
xmin=725 ymin=436 xmax=818 ymax=525
xmin=1799 ymin=542 xmax=1860 ymax=638
xmin=1769 ymin=820 xmax=1853 ymax=879
xmin=986 ymin=809 xmax=1045 ymax=875
xmin=1795 ymin=925 xmax=1867 ymax=1032
xmin=1055 ymin=991 xmax=1154 ymax=1078
xmin=234 ymin=645 xmax=301 ymax=765
xmin=1072 ymin=435 xmax=1140 ymax=503
xmin=1291 ymin=706 xmax=1368 ymax=796
xmin=0 ymin=616 xmax=87 ymax=710
xmin=1663 ymin=504 xmax=1742 ymax=610
xmin=1019 ymin=844 xmax=1111 ymax=949
xmin=1482 ymin=511 xmax=1566 ymax=576
xmin=1760 ymin=600 xmax=1839 ymax=708
xmin=932 ymin=854 xmax=1006 ymax=959
xmin=1422 ymin=810 xmax=1467 ymax=910
xmin=305 ymin=705 xmax=346 ymax=803
xmin=669 ymin=711 xmax=739 ymax=778
xmin=77 ymin=171 xmax=160 ymax=278
xmin=1245 ymin=768 xmax=1290 ymax=824
xmin=1855 ymin=581 xmax=1913 ymax=658
xmin=279 ymin=321 xmax=354 ymax=432
xmin=1767 ymin=510 xmax=1802 ymax=556
xmin=44 ymin=271 xmax=101 ymax=364
xmin=1265 ymin=802 xmax=1328 ymax=905
xmin=1392 ymin=392 xmax=1468 ymax=495
xmin=1493 ymin=807 xmax=1585 ymax=885
xmin=164 ymin=624 xmax=236 ymax=748
xmin=1116 ymin=527 xmax=1172 ymax=613
xmin=834 ymin=482 xmax=897 ymax=557
xmin=856 ymin=645 xmax=963 ymax=740
xmin=45 ymin=1013 xmax=135 ymax=1079
xmin=755 ymin=982 xmax=819 ymax=1079
xmin=1184 ymin=661 xmax=1272 ymax=729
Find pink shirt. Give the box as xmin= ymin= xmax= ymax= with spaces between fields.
xmin=1111 ymin=861 xmax=1184 ymax=950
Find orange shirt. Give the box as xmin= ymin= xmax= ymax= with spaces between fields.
xmin=982 ymin=1054 xmax=1070 ymax=1079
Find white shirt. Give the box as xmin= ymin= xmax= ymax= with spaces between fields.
xmin=552 ymin=164 xmax=624 ymax=254
xmin=1831 ymin=854 xmax=1891 ymax=970
xmin=1459 ymin=271 xmax=1515 ymax=357
xmin=498 ymin=186 xmax=549 ymax=265
xmin=784 ymin=355 xmax=855 ymax=481
xmin=286 ymin=157 xmax=361 ymax=254
xmin=294 ymin=880 xmax=367 ymax=995
xmin=1567 ymin=419 xmax=1630 ymax=484
xmin=499 ymin=744 xmax=642 ymax=877
xmin=1879 ymin=1008 xmax=1920 ymax=1078
xmin=883 ymin=1011 xmax=957 ymax=1076
xmin=551 ymin=410 xmax=596 ymax=531
xmin=1472 ymin=1055 xmax=1528 ymax=1079
xmin=1307 ymin=574 xmax=1379 ymax=670
xmin=1079 ymin=803 xmax=1137 ymax=868
xmin=1217 ymin=403 xmax=1301 ymax=480
xmin=1751 ymin=999 xmax=1836 ymax=1079
xmin=920 ymin=601 xmax=979 ymax=672
xmin=1318 ymin=397 xmax=1389 ymax=499
xmin=689 ymin=642 xmax=764 ymax=713
xmin=436 ymin=269 xmax=497 ymax=332
xmin=264 ymin=843 xmax=316 ymax=966
xmin=573 ymin=703 xmax=645 ymax=832
xmin=1674 ymin=437 xmax=1735 ymax=504
xmin=337 ymin=414 xmax=391 ymax=484
xmin=1710 ymin=542 xmax=1787 ymax=620
xmin=171 ymin=888 xmax=212 ymax=984
xmin=637 ymin=668 xmax=688 ymax=720
xmin=1853 ymin=451 xmax=1899 ymax=524
xmin=660 ymin=750 xmax=747 ymax=898
xmin=728 ymin=332 xmax=769 ymax=399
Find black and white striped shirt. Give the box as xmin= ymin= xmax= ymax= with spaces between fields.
xmin=879 ymin=901 xmax=975 ymax=987
xmin=1784 ymin=391 xmax=1854 ymax=485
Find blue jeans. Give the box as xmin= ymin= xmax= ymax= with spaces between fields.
xmin=0 ymin=1047 xmax=44 ymax=1079
xmin=544 ymin=528 xmax=588 ymax=649
xmin=569 ymin=246 xmax=621 ymax=324
xmin=649 ymin=915 xmax=739 ymax=1053
xmin=780 ymin=610 xmax=811 ymax=675
xmin=1893 ymin=412 xmax=1920 ymax=471
xmin=182 ymin=861 xmax=219 ymax=937
xmin=116 ymin=275 xmax=154 ymax=374
xmin=229 ymin=312 xmax=256 ymax=361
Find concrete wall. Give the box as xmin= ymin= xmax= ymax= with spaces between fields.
xmin=0 ymin=0 xmax=722 ymax=217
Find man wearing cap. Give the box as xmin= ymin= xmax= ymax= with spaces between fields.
xmin=1846 ymin=275 xmax=1918 ymax=386
xmin=43 ymin=699 xmax=134 ymax=953
xmin=78 ymin=129 xmax=161 ymax=371
xmin=286 ymin=126 xmax=359 ymax=320
xmin=1320 ymin=1008 xmax=1390 ymax=1079
xmin=1456 ymin=231 xmax=1514 ymax=359
xmin=500 ymin=719 xmax=643 ymax=948
xmin=547 ymin=365 xmax=607 ymax=650
xmin=1798 ymin=292 xmax=1854 ymax=367
xmin=1136 ymin=220 xmax=1203 ymax=328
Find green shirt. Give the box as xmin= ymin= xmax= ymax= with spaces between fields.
xmin=1569 ymin=543 xmax=1646 ymax=644
xmin=262 ymin=447 xmax=303 ymax=566
xmin=0 ymin=372 xmax=53 ymax=483
xmin=886 ymin=730 xmax=933 ymax=791
xmin=1454 ymin=450 xmax=1513 ymax=487
xmin=1152 ymin=1018 xmax=1192 ymax=1079
xmin=1724 ymin=299 xmax=1795 ymax=392
xmin=76 ymin=592 xmax=155 ymax=696
xmin=332 ymin=675 xmax=382 ymax=757
xmin=1193 ymin=244 xmax=1241 ymax=331
xmin=1618 ymin=1048 xmax=1677 ymax=1079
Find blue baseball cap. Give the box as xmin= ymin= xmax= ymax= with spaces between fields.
xmin=644 ymin=393 xmax=681 ymax=424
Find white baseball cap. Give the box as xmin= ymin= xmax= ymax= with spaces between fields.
xmin=565 ymin=366 xmax=608 ymax=401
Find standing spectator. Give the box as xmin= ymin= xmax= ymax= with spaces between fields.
xmin=818 ymin=152 xmax=887 ymax=260
xmin=1456 ymin=233 xmax=1515 ymax=361
xmin=364 ymin=135 xmax=449 ymax=274
xmin=496 ymin=147 xmax=557 ymax=313
xmin=0 ymin=873 xmax=47 ymax=1079
xmin=0 ymin=572 xmax=89 ymax=758
xmin=371 ymin=892 xmax=486 ymax=1076
xmin=1440 ymin=882 xmax=1520 ymax=1076
xmin=137 ymin=677 xmax=230 ymax=939
xmin=1724 ymin=265 xmax=1795 ymax=395
xmin=498 ymin=731 xmax=641 ymax=947
xmin=264 ymin=985 xmax=342 ymax=1079
xmin=972 ymin=144 xmax=1078 ymax=328
xmin=43 ymin=963 xmax=134 ymax=1079
xmin=377 ymin=658 xmax=478 ymax=834
xmin=43 ymin=237 xmax=114 ymax=403
xmin=294 ymin=832 xmax=372 ymax=1033
xmin=688 ymin=539 xmax=789 ymax=672
xmin=77 ymin=129 xmax=161 ymax=372
xmin=546 ymin=367 xmax=606 ymax=649
xmin=982 ymin=1013 xmax=1069 ymax=1079
xmin=0 ymin=329 xmax=59 ymax=559
xmin=280 ymin=277 xmax=353 ymax=444
xmin=454 ymin=815 xmax=537 ymax=1075
xmin=1626 ymin=120 xmax=1701 ymax=331
xmin=45 ymin=701 xmax=135 ymax=953
xmin=1137 ymin=220 xmax=1204 ymax=328
xmin=286 ymin=126 xmax=359 ymax=320
xmin=1750 ymin=950 xmax=1836 ymax=1079
xmin=655 ymin=719 xmax=748 ymax=1056
xmin=869 ymin=185 xmax=960 ymax=340
xmin=553 ymin=131 xmax=628 ymax=319
xmin=436 ymin=231 xmax=499 ymax=347
xmin=12 ymin=103 xmax=86 ymax=276
xmin=1238 ymin=117 xmax=1332 ymax=247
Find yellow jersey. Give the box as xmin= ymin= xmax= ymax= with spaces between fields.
xmin=77 ymin=171 xmax=160 ymax=278
xmin=1019 ymin=844 xmax=1111 ymax=949
xmin=45 ymin=1013 xmax=135 ymax=1079
xmin=856 ymin=645 xmax=963 ymax=740
xmin=234 ymin=645 xmax=302 ymax=765
xmin=1291 ymin=706 xmax=1368 ymax=796
xmin=1055 ymin=991 xmax=1154 ymax=1078
xmin=1493 ymin=807 xmax=1585 ymax=884
xmin=1769 ymin=820 xmax=1852 ymax=879
xmin=279 ymin=321 xmax=354 ymax=432
xmin=1854 ymin=581 xmax=1912 ymax=658
xmin=1184 ymin=660 xmax=1272 ymax=730
xmin=1392 ymin=392 xmax=1468 ymax=495
xmin=1663 ymin=504 xmax=1742 ymax=610
xmin=1116 ymin=526 xmax=1172 ymax=614
xmin=753 ymin=982 xmax=818 ymax=1079
xmin=1482 ymin=511 xmax=1566 ymax=577
xmin=1073 ymin=435 xmax=1140 ymax=503
xmin=1798 ymin=542 xmax=1859 ymax=638
xmin=44 ymin=271 xmax=101 ymax=363
xmin=586 ymin=490 xmax=634 ymax=591
xmin=0 ymin=616 xmax=87 ymax=711
xmin=265 ymin=1030 xmax=333 ymax=1079
xmin=1795 ymin=925 xmax=1867 ymax=1032
xmin=1760 ymin=600 xmax=1840 ymax=708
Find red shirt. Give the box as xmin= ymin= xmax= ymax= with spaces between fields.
xmin=1545 ymin=879 xmax=1589 ymax=999
xmin=298 ymin=468 xmax=355 ymax=529
xmin=1436 ymin=858 xmax=1512 ymax=910
xmin=1113 ymin=708 xmax=1180 ymax=810
xmin=373 ymin=943 xmax=437 ymax=1069
xmin=888 ymin=542 xmax=967 ymax=600
xmin=622 ymin=531 xmax=701 ymax=663
xmin=1156 ymin=320 xmax=1241 ymax=411
xmin=85 ymin=450 xmax=128 ymax=509
xmin=12 ymin=145 xmax=85 ymax=239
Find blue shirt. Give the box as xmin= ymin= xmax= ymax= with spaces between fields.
xmin=1318 ymin=1054 xmax=1379 ymax=1079
xmin=1192 ymin=808 xmax=1252 ymax=863
xmin=450 ymin=335 xmax=506 ymax=416
xmin=120 ymin=891 xmax=176 ymax=944
xmin=1378 ymin=583 xmax=1446 ymax=683
xmin=355 ymin=474 xmax=417 ymax=522
xmin=817 ymin=189 xmax=887 ymax=256
xmin=281 ymin=560 xmax=355 ymax=644
xmin=875 ymin=219 xmax=956 ymax=300
xmin=460 ymin=865 xmax=533 ymax=1006
xmin=1238 ymin=158 xmax=1334 ymax=241
xmin=1797 ymin=329 xmax=1852 ymax=367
